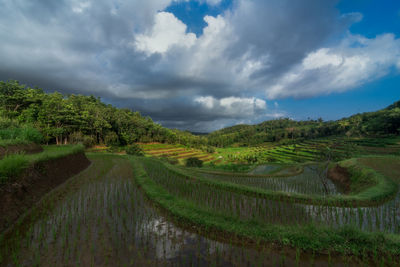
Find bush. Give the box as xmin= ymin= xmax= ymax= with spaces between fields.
xmin=20 ymin=126 xmax=43 ymax=143
xmin=104 ymin=131 xmax=120 ymax=146
xmin=0 ymin=126 xmax=43 ymax=144
xmin=158 ymin=155 xmax=179 ymax=165
xmin=185 ymin=157 xmax=203 ymax=167
xmin=0 ymin=154 xmax=29 ymax=184
xmin=126 ymin=144 xmax=144 ymax=156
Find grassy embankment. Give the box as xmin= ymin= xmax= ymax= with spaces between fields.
xmin=0 ymin=145 xmax=85 ymax=184
xmin=131 ymin=156 xmax=400 ymax=260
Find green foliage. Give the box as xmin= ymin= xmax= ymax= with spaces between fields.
xmin=104 ymin=131 xmax=120 ymax=146
xmin=158 ymin=155 xmax=179 ymax=165
xmin=0 ymin=154 xmax=28 ymax=184
xmin=185 ymin=157 xmax=203 ymax=167
xmin=207 ymin=101 xmax=400 ymax=147
xmin=125 ymin=144 xmax=144 ymax=156
xmin=0 ymin=80 xmax=206 ymax=147
xmin=200 ymin=145 xmax=215 ymax=153
xmin=0 ymin=126 xmax=43 ymax=144
xmin=0 ymin=144 xmax=84 ymax=184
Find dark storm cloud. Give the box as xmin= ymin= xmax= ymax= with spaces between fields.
xmin=0 ymin=0 xmax=376 ymax=131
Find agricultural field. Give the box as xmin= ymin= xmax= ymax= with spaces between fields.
xmin=1 ymin=138 xmax=400 ymax=266
xmin=0 ymin=154 xmax=346 ymax=266
xmin=140 ymin=143 xmax=216 ymax=164
xmin=213 ymin=136 xmax=400 ymax=165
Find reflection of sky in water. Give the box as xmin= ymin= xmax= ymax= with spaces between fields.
xmin=144 ymin=217 xmax=224 ymax=260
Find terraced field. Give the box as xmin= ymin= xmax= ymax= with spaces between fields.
xmin=140 ymin=143 xmax=215 ymax=164
xmin=134 ymin=155 xmax=400 ymax=265
xmin=0 ymin=154 xmax=352 ymax=266
xmin=2 ymin=147 xmax=400 ymax=266
xmin=214 ymin=136 xmax=400 ymax=164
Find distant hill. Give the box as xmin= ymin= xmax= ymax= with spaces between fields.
xmin=386 ymin=100 xmax=400 ymax=110
xmin=190 ymin=132 xmax=209 ymax=136
xmin=207 ymin=100 xmax=400 ymax=147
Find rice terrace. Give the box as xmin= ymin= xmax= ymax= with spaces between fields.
xmin=0 ymin=80 xmax=399 ymax=267
xmin=1 ymin=1 xmax=400 ymax=266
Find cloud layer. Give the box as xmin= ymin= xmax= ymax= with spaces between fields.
xmin=0 ymin=0 xmax=399 ymax=131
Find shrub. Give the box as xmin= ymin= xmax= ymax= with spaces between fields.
xmin=185 ymin=157 xmax=203 ymax=167
xmin=104 ymin=132 xmax=120 ymax=146
xmin=126 ymin=144 xmax=144 ymax=156
xmin=20 ymin=126 xmax=43 ymax=144
xmin=159 ymin=155 xmax=179 ymax=165
xmin=0 ymin=126 xmax=43 ymax=144
xmin=0 ymin=154 xmax=29 ymax=184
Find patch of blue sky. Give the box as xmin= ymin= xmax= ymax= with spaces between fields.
xmin=165 ymin=0 xmax=233 ymax=36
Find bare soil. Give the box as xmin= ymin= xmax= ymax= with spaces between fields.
xmin=328 ymin=165 xmax=351 ymax=193
xmin=0 ymin=143 xmax=43 ymax=159
xmin=0 ymin=152 xmax=90 ymax=233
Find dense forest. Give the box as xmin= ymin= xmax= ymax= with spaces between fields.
xmin=1 ymin=80 xmax=399 ymax=148
xmin=0 ymin=80 xmax=206 ymax=147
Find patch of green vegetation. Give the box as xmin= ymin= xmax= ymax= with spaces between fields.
xmin=125 ymin=144 xmax=144 ymax=156
xmin=0 ymin=145 xmax=84 ymax=184
xmin=358 ymin=156 xmax=400 ymax=184
xmin=185 ymin=157 xmax=203 ymax=167
xmin=0 ymin=154 xmax=29 ymax=184
xmin=0 ymin=139 xmax=31 ymax=147
xmin=131 ymin=157 xmax=400 ymax=257
xmin=339 ymin=158 xmax=398 ymax=202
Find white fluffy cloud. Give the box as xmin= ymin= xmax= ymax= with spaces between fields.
xmin=195 ymin=96 xmax=267 ymax=117
xmin=266 ymin=33 xmax=400 ymax=99
xmin=135 ymin=12 xmax=197 ymax=55
xmin=1 ymin=0 xmax=400 ymax=131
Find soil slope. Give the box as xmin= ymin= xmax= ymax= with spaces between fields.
xmin=0 ymin=152 xmax=90 ymax=233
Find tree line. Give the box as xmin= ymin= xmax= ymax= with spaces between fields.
xmin=1 ymin=80 xmax=399 ymax=148
xmin=0 ymin=80 xmax=207 ymax=147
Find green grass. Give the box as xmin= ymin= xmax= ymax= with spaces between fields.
xmin=0 ymin=139 xmax=31 ymax=147
xmin=0 ymin=154 xmax=29 ymax=184
xmin=0 ymin=126 xmax=43 ymax=145
xmin=131 ymin=156 xmax=400 ymax=257
xmin=0 ymin=144 xmax=84 ymax=184
xmin=338 ymin=158 xmax=398 ymax=202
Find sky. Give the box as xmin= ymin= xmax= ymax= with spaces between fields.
xmin=0 ymin=0 xmax=399 ymax=132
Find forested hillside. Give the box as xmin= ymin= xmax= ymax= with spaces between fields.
xmin=0 ymin=80 xmax=205 ymax=146
xmin=208 ymin=101 xmax=400 ymax=147
xmin=2 ymin=80 xmax=399 ymax=148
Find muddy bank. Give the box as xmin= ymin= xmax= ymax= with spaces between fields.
xmin=0 ymin=152 xmax=90 ymax=233
xmin=328 ymin=164 xmax=350 ymax=193
xmin=0 ymin=143 xmax=43 ymax=159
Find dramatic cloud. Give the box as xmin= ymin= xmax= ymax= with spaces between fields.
xmin=0 ymin=0 xmax=399 ymax=131
xmin=266 ymin=33 xmax=400 ymax=99
xmin=134 ymin=12 xmax=197 ymax=55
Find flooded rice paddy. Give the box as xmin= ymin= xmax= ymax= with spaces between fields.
xmin=0 ymin=155 xmax=398 ymax=266
xmin=200 ymin=165 xmax=340 ymax=196
xmin=145 ymin=161 xmax=400 ymax=234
